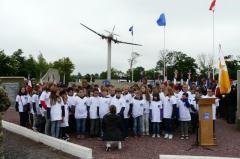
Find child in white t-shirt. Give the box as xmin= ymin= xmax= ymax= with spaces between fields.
xmin=162 ymin=87 xmax=177 ymax=139
xmin=74 ymin=88 xmax=89 ymax=139
xmin=150 ymin=93 xmax=163 ymax=138
xmin=122 ymin=85 xmax=133 ymax=138
xmin=48 ymin=89 xmax=65 ymax=138
xmin=132 ymin=89 xmax=145 ymax=137
xmin=60 ymin=90 xmax=70 ymax=141
xmin=89 ymin=88 xmax=100 ymax=137
xmin=177 ymin=92 xmax=191 ymax=140
xmin=99 ymin=87 xmax=111 ymax=136
xmin=15 ymin=87 xmax=29 ymax=127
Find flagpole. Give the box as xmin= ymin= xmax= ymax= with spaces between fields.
xmin=163 ymin=26 xmax=166 ymax=81
xmin=131 ymin=32 xmax=134 ymax=83
xmin=212 ymin=10 xmax=215 ymax=80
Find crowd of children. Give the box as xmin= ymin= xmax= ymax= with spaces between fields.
xmin=15 ymin=80 xmax=220 ymax=142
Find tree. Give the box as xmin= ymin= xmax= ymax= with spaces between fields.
xmin=156 ymin=51 xmax=198 ymax=80
xmin=224 ymin=55 xmax=240 ymax=80
xmin=53 ymin=57 xmax=75 ymax=84
xmin=36 ymin=53 xmax=49 ymax=80
xmin=197 ymin=53 xmax=214 ymax=78
xmin=84 ymin=74 xmax=91 ymax=82
xmin=0 ymin=50 xmax=13 ymax=76
xmin=128 ymin=52 xmax=140 ymax=82
xmin=99 ymin=68 xmax=125 ymax=80
xmin=127 ymin=66 xmax=144 ymax=82
xmin=94 ymin=73 xmax=99 ymax=79
xmin=145 ymin=69 xmax=156 ymax=80
xmin=10 ymin=49 xmax=26 ymax=76
xmin=23 ymin=55 xmax=38 ymax=78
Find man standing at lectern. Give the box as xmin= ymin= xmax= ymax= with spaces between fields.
xmin=202 ymin=87 xmax=219 ymax=139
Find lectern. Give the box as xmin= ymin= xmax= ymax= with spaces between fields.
xmin=198 ymin=98 xmax=216 ymax=146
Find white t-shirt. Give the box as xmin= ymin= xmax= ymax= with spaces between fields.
xmin=88 ymin=96 xmax=100 ymax=119
xmin=61 ymin=103 xmax=69 ymax=127
xmin=177 ymin=99 xmax=191 ymax=121
xmin=123 ymin=93 xmax=133 ymax=119
xmin=39 ymin=91 xmax=50 ymax=111
xmin=99 ymin=96 xmax=111 ymax=119
xmin=162 ymin=95 xmax=177 ymax=119
xmin=142 ymin=94 xmax=150 ymax=114
xmin=159 ymin=92 xmax=165 ymax=101
xmin=75 ymin=96 xmax=88 ymax=119
xmin=27 ymin=95 xmax=34 ymax=114
xmin=67 ymin=95 xmax=76 ymax=108
xmin=150 ymin=100 xmax=163 ymax=122
xmin=49 ymin=98 xmax=63 ymax=121
xmin=188 ymin=94 xmax=198 ymax=113
xmin=110 ymin=96 xmax=126 ymax=114
xmin=174 ymin=92 xmax=181 ymax=101
xmin=16 ymin=95 xmax=28 ymax=112
xmin=32 ymin=94 xmax=41 ymax=115
xmin=202 ymin=95 xmax=219 ymax=120
xmin=132 ymin=98 xmax=145 ymax=118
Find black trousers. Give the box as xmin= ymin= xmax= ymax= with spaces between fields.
xmin=19 ymin=112 xmax=29 ymax=127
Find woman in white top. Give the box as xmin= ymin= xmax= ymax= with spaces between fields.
xmin=15 ymin=87 xmax=29 ymax=127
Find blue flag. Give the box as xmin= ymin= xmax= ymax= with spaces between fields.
xmin=157 ymin=13 xmax=166 ymax=26
xmin=129 ymin=26 xmax=133 ymax=36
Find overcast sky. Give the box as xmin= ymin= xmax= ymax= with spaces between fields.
xmin=0 ymin=0 xmax=239 ymax=75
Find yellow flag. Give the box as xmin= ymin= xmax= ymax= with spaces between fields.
xmin=218 ymin=45 xmax=231 ymax=94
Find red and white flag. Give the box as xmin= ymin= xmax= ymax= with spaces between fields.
xmin=209 ymin=0 xmax=216 ymax=11
xmin=27 ymin=79 xmax=33 ymax=93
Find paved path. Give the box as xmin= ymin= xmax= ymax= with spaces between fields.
xmin=3 ymin=107 xmax=240 ymax=159
xmin=3 ymin=130 xmax=78 ymax=159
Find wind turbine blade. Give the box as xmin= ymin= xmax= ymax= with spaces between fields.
xmin=112 ymin=38 xmax=142 ymax=46
xmin=80 ymin=23 xmax=107 ymax=39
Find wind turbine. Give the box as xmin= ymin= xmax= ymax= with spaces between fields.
xmin=80 ymin=23 xmax=142 ymax=81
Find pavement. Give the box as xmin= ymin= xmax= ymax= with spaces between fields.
xmin=2 ymin=107 xmax=240 ymax=159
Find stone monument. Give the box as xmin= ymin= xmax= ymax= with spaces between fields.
xmin=0 ymin=77 xmax=24 ymax=106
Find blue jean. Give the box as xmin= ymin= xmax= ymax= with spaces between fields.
xmin=133 ymin=116 xmax=143 ymax=135
xmin=76 ymin=118 xmax=86 ymax=135
xmin=152 ymin=122 xmax=160 ymax=134
xmin=51 ymin=120 xmax=61 ymax=138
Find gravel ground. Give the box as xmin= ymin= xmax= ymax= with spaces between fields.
xmin=3 ymin=107 xmax=240 ymax=159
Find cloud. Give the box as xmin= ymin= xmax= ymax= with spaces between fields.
xmin=0 ymin=0 xmax=239 ymax=75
